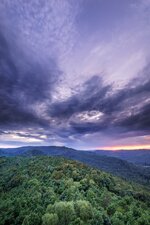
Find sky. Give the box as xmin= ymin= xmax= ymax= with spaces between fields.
xmin=0 ymin=0 xmax=150 ymax=150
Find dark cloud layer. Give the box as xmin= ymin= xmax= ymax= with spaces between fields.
xmin=49 ymin=76 xmax=111 ymax=118
xmin=49 ymin=72 xmax=150 ymax=136
xmin=0 ymin=25 xmax=150 ymax=144
xmin=0 ymin=30 xmax=60 ymax=128
xmin=119 ymin=103 xmax=150 ymax=131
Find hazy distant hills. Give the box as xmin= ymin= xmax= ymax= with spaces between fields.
xmin=0 ymin=146 xmax=150 ymax=186
xmin=1 ymin=146 xmax=150 ymax=165
xmin=94 ymin=149 xmax=150 ymax=166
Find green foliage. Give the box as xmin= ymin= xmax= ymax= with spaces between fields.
xmin=54 ymin=201 xmax=75 ymax=224
xmin=0 ymin=156 xmax=150 ymax=225
xmin=22 ymin=213 xmax=41 ymax=225
xmin=42 ymin=213 xmax=58 ymax=225
xmin=75 ymin=200 xmax=93 ymax=221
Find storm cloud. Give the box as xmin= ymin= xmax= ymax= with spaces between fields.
xmin=0 ymin=28 xmax=60 ymax=127
xmin=0 ymin=0 xmax=150 ymax=149
xmin=48 ymin=71 xmax=150 ymax=136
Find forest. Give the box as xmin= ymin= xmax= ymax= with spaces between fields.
xmin=0 ymin=156 xmax=150 ymax=225
xmin=1 ymin=146 xmax=150 ymax=187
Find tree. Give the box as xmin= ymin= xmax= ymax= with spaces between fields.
xmin=42 ymin=213 xmax=58 ymax=225
xmin=75 ymin=200 xmax=93 ymax=222
xmin=22 ymin=213 xmax=41 ymax=225
xmin=111 ymin=212 xmax=125 ymax=225
xmin=135 ymin=213 xmax=150 ymax=225
xmin=54 ymin=201 xmax=75 ymax=224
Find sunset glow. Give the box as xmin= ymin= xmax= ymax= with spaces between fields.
xmin=98 ymin=145 xmax=150 ymax=151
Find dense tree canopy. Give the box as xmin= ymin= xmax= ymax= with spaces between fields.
xmin=0 ymin=156 xmax=150 ymax=225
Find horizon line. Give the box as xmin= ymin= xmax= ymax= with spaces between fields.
xmin=0 ymin=144 xmax=150 ymax=151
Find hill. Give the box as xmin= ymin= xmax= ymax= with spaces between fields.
xmin=0 ymin=146 xmax=150 ymax=186
xmin=0 ymin=156 xmax=150 ymax=225
xmin=94 ymin=150 xmax=150 ymax=166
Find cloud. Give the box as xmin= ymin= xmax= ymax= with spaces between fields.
xmin=0 ymin=0 xmax=80 ymax=63
xmin=0 ymin=30 xmax=60 ymax=127
xmin=49 ymin=75 xmax=111 ymax=118
xmin=119 ymin=103 xmax=150 ymax=131
xmin=0 ymin=0 xmax=81 ymax=130
xmin=0 ymin=0 xmax=149 ymax=148
xmin=48 ymin=67 xmax=150 ymax=137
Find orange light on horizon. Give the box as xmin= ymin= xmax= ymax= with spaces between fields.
xmin=96 ymin=145 xmax=150 ymax=151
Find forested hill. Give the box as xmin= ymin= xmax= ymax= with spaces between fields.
xmin=1 ymin=146 xmax=150 ymax=187
xmin=0 ymin=156 xmax=150 ymax=225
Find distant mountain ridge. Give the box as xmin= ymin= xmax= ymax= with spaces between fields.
xmin=1 ymin=146 xmax=150 ymax=165
xmin=94 ymin=149 xmax=150 ymax=166
xmin=0 ymin=146 xmax=150 ymax=187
